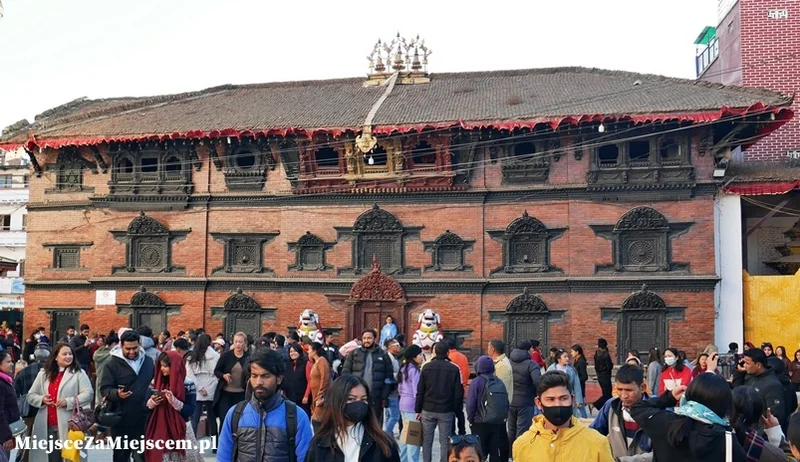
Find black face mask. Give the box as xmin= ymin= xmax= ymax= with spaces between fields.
xmin=541 ymin=404 xmax=573 ymax=427
xmin=343 ymin=401 xmax=370 ymax=423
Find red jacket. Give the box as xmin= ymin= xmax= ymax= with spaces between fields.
xmin=530 ymin=348 xmax=546 ymax=368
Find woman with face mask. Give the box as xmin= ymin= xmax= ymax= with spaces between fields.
xmin=305 ymin=374 xmax=401 ymax=462
xmin=547 ymin=350 xmax=587 ymax=418
xmin=658 ymin=347 xmax=694 ymax=395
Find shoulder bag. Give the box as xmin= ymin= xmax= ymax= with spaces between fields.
xmin=68 ymin=395 xmax=96 ymax=432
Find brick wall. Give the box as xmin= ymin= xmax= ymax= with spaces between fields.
xmin=739 ymin=0 xmax=800 ymax=161
xmin=23 ymin=142 xmax=719 ymax=361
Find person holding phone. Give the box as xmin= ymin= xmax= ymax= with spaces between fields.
xmin=100 ymin=330 xmax=155 ymax=462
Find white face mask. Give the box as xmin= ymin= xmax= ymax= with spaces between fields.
xmin=665 ymin=357 xmax=676 ymax=366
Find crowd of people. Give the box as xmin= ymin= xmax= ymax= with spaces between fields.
xmin=1 ymin=319 xmax=800 ymax=462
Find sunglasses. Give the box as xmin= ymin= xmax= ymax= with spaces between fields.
xmin=449 ymin=435 xmax=480 ymax=445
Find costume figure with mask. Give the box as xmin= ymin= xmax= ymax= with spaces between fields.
xmin=412 ymin=309 xmax=443 ymax=361
xmin=297 ymin=309 xmax=324 ymax=343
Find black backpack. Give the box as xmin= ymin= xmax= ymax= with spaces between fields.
xmin=478 ymin=376 xmax=509 ymax=425
xmin=231 ymin=399 xmax=298 ymax=462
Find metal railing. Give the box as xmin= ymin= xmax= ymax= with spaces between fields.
xmin=696 ymin=37 xmax=720 ymax=77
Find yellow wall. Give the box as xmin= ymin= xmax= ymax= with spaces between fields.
xmin=743 ymin=269 xmax=800 ymax=352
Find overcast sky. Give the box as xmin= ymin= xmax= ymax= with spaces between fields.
xmin=0 ymin=0 xmax=718 ymax=131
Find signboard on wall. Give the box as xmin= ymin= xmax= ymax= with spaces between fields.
xmin=96 ymin=290 xmax=117 ymax=305
xmin=768 ymin=9 xmax=789 ymax=19
xmin=11 ymin=278 xmax=24 ymax=294
xmin=0 ymin=295 xmax=24 ymax=310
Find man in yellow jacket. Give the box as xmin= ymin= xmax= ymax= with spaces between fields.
xmin=513 ymin=370 xmax=614 ymax=462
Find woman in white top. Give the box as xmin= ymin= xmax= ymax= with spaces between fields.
xmin=304 ymin=375 xmax=400 ymax=462
xmin=186 ymin=334 xmax=219 ymax=439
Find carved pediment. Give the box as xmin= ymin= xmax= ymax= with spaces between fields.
xmin=223 ymin=289 xmax=262 ymax=311
xmin=622 ymin=285 xmax=667 ymax=310
xmin=354 ymin=204 xmax=403 ymax=233
xmin=615 ymin=207 xmax=669 ymax=231
xmin=507 ymin=210 xmax=548 ymax=235
xmin=349 ymin=257 xmax=405 ymax=301
xmin=127 ymin=212 xmax=169 ymax=235
xmin=130 ymin=287 xmax=166 ymax=308
xmin=506 ymin=288 xmax=549 ymax=314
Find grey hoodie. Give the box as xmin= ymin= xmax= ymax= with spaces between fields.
xmin=140 ymin=335 xmax=159 ymax=363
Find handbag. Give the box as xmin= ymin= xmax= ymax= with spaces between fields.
xmin=68 ymin=396 xmax=96 ymax=432
xmin=9 ymin=419 xmax=27 ymax=437
xmin=94 ymin=397 xmax=122 ymax=428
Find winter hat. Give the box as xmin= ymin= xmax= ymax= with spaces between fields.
xmin=117 ymin=327 xmax=132 ymax=339
xmin=475 ymin=355 xmax=495 ymax=375
xmin=214 ymin=339 xmax=226 ymax=347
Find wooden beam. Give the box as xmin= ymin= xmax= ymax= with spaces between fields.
xmin=745 ymin=198 xmax=790 ymax=238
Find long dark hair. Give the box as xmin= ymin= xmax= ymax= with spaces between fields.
xmin=664 ymin=347 xmax=684 ymax=373
xmin=188 ymin=334 xmax=212 ymax=367
xmin=667 ymin=373 xmax=733 ymax=447
xmin=288 ymin=343 xmax=305 ymax=365
xmin=317 ymin=375 xmax=395 ymax=458
xmin=397 ymin=345 xmax=422 ymax=383
xmin=731 ymin=385 xmax=763 ymax=443
xmin=647 ymin=347 xmax=661 ymax=364
xmin=44 ymin=343 xmax=82 ymax=382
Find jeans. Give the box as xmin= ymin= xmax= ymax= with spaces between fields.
xmin=191 ymin=400 xmax=217 ymax=438
xmin=399 ymin=412 xmax=421 ymax=462
xmin=384 ymin=396 xmax=400 ymax=435
xmin=576 ymin=403 xmax=588 ymax=418
xmin=507 ymin=405 xmax=534 ymax=447
xmin=421 ymin=410 xmax=454 ymax=462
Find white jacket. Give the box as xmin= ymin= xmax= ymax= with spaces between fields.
xmin=186 ymin=347 xmax=219 ymax=401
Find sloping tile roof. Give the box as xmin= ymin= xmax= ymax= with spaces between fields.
xmin=1 ymin=67 xmax=792 ymax=146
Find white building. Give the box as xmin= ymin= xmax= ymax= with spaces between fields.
xmin=0 ymin=148 xmax=28 ymax=321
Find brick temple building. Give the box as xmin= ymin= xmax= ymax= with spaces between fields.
xmin=0 ymin=37 xmax=792 ymax=361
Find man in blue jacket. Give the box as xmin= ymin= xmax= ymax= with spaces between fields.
xmin=589 ymin=364 xmax=653 ymax=462
xmin=217 ymin=348 xmax=312 ymax=462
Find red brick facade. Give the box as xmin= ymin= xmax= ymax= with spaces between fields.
xmin=23 ymin=132 xmax=720 ymax=363
xmin=701 ymin=0 xmax=800 ymax=161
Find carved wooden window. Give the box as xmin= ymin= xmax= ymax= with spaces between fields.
xmin=211 ymin=232 xmax=278 ymax=275
xmin=221 ymin=137 xmax=274 ymax=191
xmin=221 ymin=289 xmax=265 ymax=339
xmin=314 ymin=147 xmax=340 ymax=170
xmin=410 ymin=141 xmax=436 ymax=167
xmin=424 ymin=231 xmax=474 ymax=272
xmin=658 ymin=136 xmax=682 ymax=165
xmin=615 ymin=207 xmax=670 ymax=272
xmin=488 ymin=211 xmax=566 ymax=275
xmin=288 ymin=232 xmax=334 ymax=271
xmin=117 ymin=287 xmax=180 ymax=334
xmin=618 ymin=287 xmax=668 ymax=363
xmin=501 ymin=139 xmax=553 ymax=184
xmin=110 ymin=212 xmax=189 ymax=275
xmin=54 ymin=247 xmax=80 ymax=269
xmin=49 ymin=147 xmax=96 ymax=193
xmin=50 ymin=311 xmax=79 ymax=342
xmin=336 ymin=204 xmax=421 ymax=275
xmin=628 ymin=140 xmax=652 ymax=164
xmin=108 ymin=142 xmax=194 ymax=197
xmin=505 ymin=289 xmax=550 ymax=351
xmin=597 ymin=144 xmax=619 ymax=167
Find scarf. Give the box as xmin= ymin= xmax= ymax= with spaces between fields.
xmin=0 ymin=370 xmax=12 ymax=385
xmin=145 ymin=350 xmax=187 ymax=461
xmin=673 ymin=395 xmax=729 ymax=426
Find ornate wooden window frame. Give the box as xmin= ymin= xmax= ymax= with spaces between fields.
xmin=210 ymin=288 xmax=277 ymax=339
xmin=488 ymin=211 xmax=566 ymax=275
xmin=45 ymin=147 xmax=97 ymax=194
xmin=600 ymin=285 xmax=685 ymax=363
xmin=288 ymin=232 xmax=336 ymax=272
xmin=487 ymin=288 xmax=566 ymax=351
xmin=219 ymin=136 xmax=275 ymax=191
xmin=590 ymin=206 xmax=693 ymax=274
xmin=211 ymin=232 xmax=279 ymax=275
xmin=110 ymin=212 xmax=190 ymax=275
xmin=108 ymin=141 xmax=194 ymax=206
xmin=117 ymin=287 xmax=182 ymax=333
xmin=423 ymin=230 xmax=474 ymax=272
xmin=42 ymin=242 xmax=93 ymax=270
xmin=500 ymin=138 xmax=557 ymax=184
xmin=336 ymin=204 xmax=422 ymax=276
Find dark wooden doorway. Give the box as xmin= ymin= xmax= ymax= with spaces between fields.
xmin=618 ymin=310 xmax=666 ymax=363
xmin=353 ymin=301 xmax=404 ymax=341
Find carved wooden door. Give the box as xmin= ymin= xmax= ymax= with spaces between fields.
xmin=353 ymin=303 xmax=403 ymax=341
xmin=505 ymin=314 xmax=548 ymax=352
xmin=133 ymin=310 xmax=166 ymax=334
xmin=619 ymin=311 xmax=666 ymax=363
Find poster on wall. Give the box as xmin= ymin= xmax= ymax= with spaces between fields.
xmin=11 ymin=278 xmax=24 ymax=294
xmin=96 ymin=290 xmax=117 ymax=305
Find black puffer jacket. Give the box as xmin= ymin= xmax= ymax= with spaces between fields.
xmin=304 ymin=430 xmax=401 ymax=462
xmin=595 ymin=349 xmax=614 ymax=378
xmin=342 ymin=345 xmax=393 ymax=400
xmin=100 ymin=351 xmax=156 ymax=430
xmin=508 ymin=349 xmax=541 ymax=407
xmin=630 ymin=390 xmax=746 ymax=462
xmin=0 ymin=378 xmax=20 ymax=443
